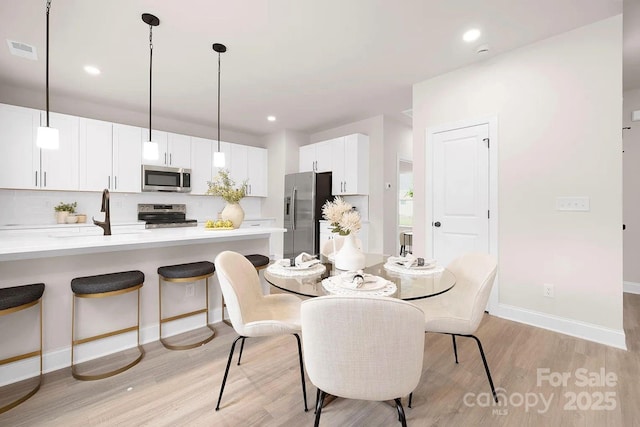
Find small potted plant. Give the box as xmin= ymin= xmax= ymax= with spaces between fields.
xmin=206 ymin=169 xmax=247 ymax=228
xmin=54 ymin=201 xmax=77 ymax=224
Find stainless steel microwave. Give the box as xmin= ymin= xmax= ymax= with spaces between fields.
xmin=142 ymin=165 xmax=191 ymax=192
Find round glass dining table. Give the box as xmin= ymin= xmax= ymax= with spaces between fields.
xmin=264 ymin=254 xmax=456 ymax=300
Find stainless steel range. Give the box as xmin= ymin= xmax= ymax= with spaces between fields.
xmin=137 ymin=204 xmax=197 ymax=229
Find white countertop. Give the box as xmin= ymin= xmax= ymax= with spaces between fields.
xmin=0 ymin=226 xmax=285 ymax=261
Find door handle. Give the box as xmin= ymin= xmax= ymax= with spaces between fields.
xmin=433 ymin=221 xmax=441 ymax=227
xmin=291 ymin=187 xmax=297 ymax=231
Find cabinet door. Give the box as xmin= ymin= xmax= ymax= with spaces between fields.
xmin=0 ymin=104 xmax=39 ymax=189
xmin=141 ymin=129 xmax=168 ymax=166
xmin=229 ymin=143 xmax=248 ymax=184
xmin=167 ymin=133 xmax=191 ymax=168
xmin=246 ymin=146 xmax=267 ymax=197
xmin=190 ymin=136 xmax=213 ymax=195
xmin=113 ymin=124 xmax=142 ymax=192
xmin=299 ymin=144 xmax=315 ymax=172
xmin=342 ymin=134 xmax=369 ymax=195
xmin=331 ymin=137 xmax=345 ymax=195
xmin=79 ymin=118 xmax=112 ymax=191
xmin=315 ymin=140 xmax=333 ymax=172
xmin=212 ymin=140 xmax=231 ymax=177
xmin=40 ymin=112 xmax=79 ymax=190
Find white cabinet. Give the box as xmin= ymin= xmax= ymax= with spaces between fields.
xmin=191 ymin=138 xmax=233 ymax=195
xmin=0 ymin=104 xmax=40 ymax=189
xmin=228 ymin=143 xmax=268 ymax=197
xmin=39 ymin=111 xmax=79 ymax=190
xmin=299 ymin=140 xmax=332 ymax=172
xmin=141 ymin=130 xmax=191 ymax=168
xmin=331 ymin=133 xmax=369 ymax=195
xmin=79 ymin=120 xmax=142 ymax=192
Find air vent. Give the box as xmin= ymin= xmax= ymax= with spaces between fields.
xmin=402 ymin=109 xmax=413 ymax=118
xmin=7 ymin=40 xmax=37 ymax=60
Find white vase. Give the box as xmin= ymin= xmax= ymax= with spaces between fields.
xmin=55 ymin=211 xmax=69 ymax=224
xmin=221 ymin=202 xmax=245 ymax=229
xmin=334 ymin=233 xmax=365 ymax=271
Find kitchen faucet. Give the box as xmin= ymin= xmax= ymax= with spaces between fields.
xmin=93 ymin=189 xmax=111 ymax=236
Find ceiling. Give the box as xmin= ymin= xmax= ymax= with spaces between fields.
xmin=0 ymin=0 xmax=626 ymax=136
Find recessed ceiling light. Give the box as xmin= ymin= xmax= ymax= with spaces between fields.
xmin=83 ymin=65 xmax=101 ymax=75
xmin=463 ymin=29 xmax=481 ymax=42
xmin=267 ymin=116 xmax=276 ymax=122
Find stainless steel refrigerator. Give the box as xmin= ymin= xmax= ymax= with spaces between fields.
xmin=284 ymin=172 xmax=332 ymax=258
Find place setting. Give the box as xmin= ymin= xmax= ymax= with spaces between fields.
xmin=383 ymin=254 xmax=444 ymax=276
xmin=321 ymin=270 xmax=397 ymax=297
xmin=266 ymin=252 xmax=327 ymax=277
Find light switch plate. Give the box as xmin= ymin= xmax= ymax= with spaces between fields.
xmin=556 ymin=196 xmax=590 ymax=212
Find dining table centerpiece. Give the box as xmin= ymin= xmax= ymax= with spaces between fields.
xmin=206 ymin=169 xmax=246 ymax=229
xmin=322 ymin=196 xmax=365 ymax=270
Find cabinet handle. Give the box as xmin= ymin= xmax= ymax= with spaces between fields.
xmin=108 ymin=176 xmax=111 ymax=189
xmin=169 ymin=153 xmax=172 ymax=165
xmin=343 ymin=181 xmax=346 ymax=192
xmin=164 ymin=153 xmax=167 ymax=165
xmin=114 ymin=176 xmax=117 ymax=190
xmin=44 ymin=171 xmax=47 ymax=187
xmin=35 ymin=171 xmax=38 ymax=187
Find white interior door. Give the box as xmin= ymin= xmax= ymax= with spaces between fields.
xmin=432 ymin=124 xmax=489 ymax=266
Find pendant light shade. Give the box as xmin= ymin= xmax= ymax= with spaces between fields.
xmin=36 ymin=0 xmax=59 ymax=150
xmin=142 ymin=13 xmax=160 ymax=161
xmin=213 ymin=43 xmax=227 ymax=168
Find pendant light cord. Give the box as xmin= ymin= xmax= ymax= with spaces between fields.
xmin=217 ymin=51 xmax=221 ymax=152
xmin=148 ymin=25 xmax=153 ymax=142
xmin=45 ymin=0 xmax=51 ymax=127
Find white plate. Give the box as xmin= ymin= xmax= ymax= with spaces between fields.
xmin=333 ymin=274 xmax=387 ymax=291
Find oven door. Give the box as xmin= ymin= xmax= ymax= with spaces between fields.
xmin=142 ymin=165 xmax=187 ymax=192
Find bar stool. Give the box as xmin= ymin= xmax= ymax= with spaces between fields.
xmin=71 ymin=270 xmax=144 ymax=381
xmin=0 ymin=283 xmax=45 ymax=414
xmin=222 ymin=254 xmax=270 ymax=326
xmin=158 ymin=261 xmax=216 ymax=350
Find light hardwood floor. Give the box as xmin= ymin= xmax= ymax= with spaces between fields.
xmin=2 ymin=294 xmax=640 ymax=426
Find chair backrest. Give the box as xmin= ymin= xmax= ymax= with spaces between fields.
xmin=214 ymin=251 xmax=265 ymax=335
xmin=446 ymin=252 xmax=497 ymax=333
xmin=301 ymin=295 xmax=425 ymax=401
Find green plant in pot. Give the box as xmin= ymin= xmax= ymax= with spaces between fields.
xmin=54 ymin=201 xmax=77 ymax=224
xmin=206 ymin=169 xmax=247 ymax=229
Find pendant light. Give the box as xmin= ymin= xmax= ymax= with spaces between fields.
xmin=212 ymin=43 xmax=227 ymax=168
xmin=36 ymin=0 xmax=59 ymax=150
xmin=142 ymin=13 xmax=160 ymax=161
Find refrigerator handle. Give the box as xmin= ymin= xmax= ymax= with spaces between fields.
xmin=291 ymin=187 xmax=297 ymax=231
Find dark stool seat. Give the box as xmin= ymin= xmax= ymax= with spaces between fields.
xmin=71 ymin=270 xmax=145 ymax=295
xmin=71 ymin=270 xmax=144 ymax=381
xmin=158 ymin=261 xmax=216 ymax=350
xmin=158 ymin=261 xmax=215 ymax=280
xmin=222 ymin=254 xmax=271 ymax=327
xmin=0 ymin=283 xmax=45 ymax=414
xmin=0 ymin=283 xmax=45 ymax=311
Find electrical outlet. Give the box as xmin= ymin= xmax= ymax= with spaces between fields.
xmin=543 ymin=283 xmax=554 ymax=298
xmin=185 ymin=283 xmax=195 ymax=297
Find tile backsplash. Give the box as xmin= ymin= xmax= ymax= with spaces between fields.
xmin=0 ymin=189 xmax=262 ymax=226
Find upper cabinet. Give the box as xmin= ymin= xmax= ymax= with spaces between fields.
xmin=299 ymin=140 xmax=332 ymax=172
xmin=0 ymin=104 xmax=78 ymax=191
xmin=331 ymin=133 xmax=369 ymax=196
xmin=141 ymin=130 xmax=191 ymax=168
xmin=228 ymin=143 xmax=268 ymax=197
xmin=79 ymin=120 xmax=142 ymax=192
xmin=299 ymin=133 xmax=369 ymax=195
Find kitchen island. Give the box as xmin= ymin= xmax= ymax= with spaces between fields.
xmin=0 ymin=226 xmax=285 ymax=386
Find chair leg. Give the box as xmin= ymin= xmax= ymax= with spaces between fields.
xmin=408 ymin=392 xmax=413 ymax=408
xmin=314 ymin=388 xmax=320 ymax=414
xmin=237 ymin=337 xmax=246 ymax=365
xmin=451 ymin=334 xmax=459 ymax=364
xmin=468 ymin=334 xmax=498 ymax=403
xmin=314 ymin=390 xmax=326 ymax=427
xmin=216 ymin=335 xmax=244 ymax=411
xmin=293 ymin=333 xmax=309 ymax=412
xmin=395 ymin=398 xmax=407 ymax=427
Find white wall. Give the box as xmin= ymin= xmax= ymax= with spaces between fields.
xmin=413 ymin=16 xmax=623 ymax=339
xmin=623 ymin=89 xmax=640 ymax=285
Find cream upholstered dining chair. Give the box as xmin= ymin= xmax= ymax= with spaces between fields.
xmin=214 ymin=251 xmax=308 ymax=412
xmin=411 ymin=252 xmax=498 ymax=405
xmin=301 ymin=295 xmax=425 ymax=427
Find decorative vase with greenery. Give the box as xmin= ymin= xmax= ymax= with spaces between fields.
xmin=206 ymin=169 xmax=247 ymax=229
xmin=54 ymin=201 xmax=77 ymax=224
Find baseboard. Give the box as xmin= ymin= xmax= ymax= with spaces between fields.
xmin=0 ymin=307 xmax=223 ymax=387
xmin=494 ymin=304 xmax=627 ymax=350
xmin=623 ymin=281 xmax=640 ymax=294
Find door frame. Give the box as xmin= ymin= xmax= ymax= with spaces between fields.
xmin=397 ymin=155 xmax=413 ymax=256
xmin=426 ymin=116 xmax=499 ymax=312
